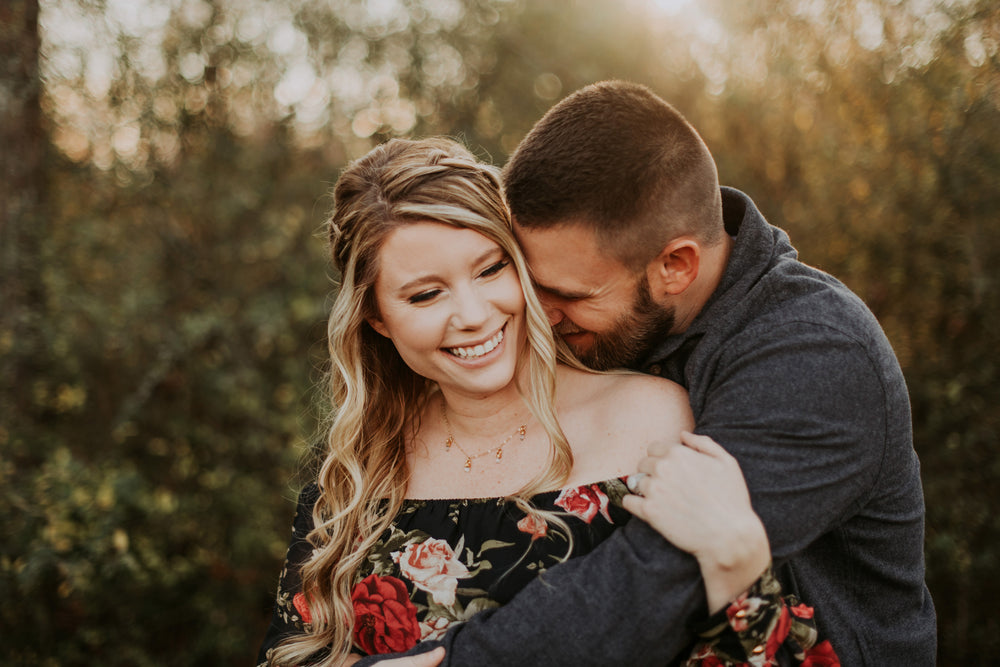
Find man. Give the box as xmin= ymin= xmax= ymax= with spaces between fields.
xmin=362 ymin=81 xmax=936 ymax=665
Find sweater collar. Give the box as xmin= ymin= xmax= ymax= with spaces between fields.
xmin=638 ymin=187 xmax=796 ymax=371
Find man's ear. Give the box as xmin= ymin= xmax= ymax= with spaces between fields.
xmin=646 ymin=237 xmax=701 ymax=297
xmin=367 ymin=316 xmax=390 ymax=338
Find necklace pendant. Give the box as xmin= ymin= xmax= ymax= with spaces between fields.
xmin=441 ymin=403 xmax=527 ymax=473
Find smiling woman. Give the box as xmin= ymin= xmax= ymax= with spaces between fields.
xmin=258 ymin=137 xmax=589 ymax=666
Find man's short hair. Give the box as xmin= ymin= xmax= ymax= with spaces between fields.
xmin=504 ymin=80 xmax=724 ymax=270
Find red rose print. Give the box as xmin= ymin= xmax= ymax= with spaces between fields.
xmin=725 ymin=594 xmax=763 ymax=633
xmin=517 ymin=514 xmax=548 ymax=540
xmin=419 ymin=615 xmax=452 ymax=642
xmin=764 ymin=606 xmax=793 ymax=659
xmin=791 ymin=602 xmax=815 ymax=619
xmin=554 ymin=484 xmax=612 ymax=524
xmin=292 ymin=591 xmax=312 ymax=624
xmin=351 ymin=574 xmax=420 ymax=655
xmin=684 ymin=643 xmax=729 ymax=666
xmin=801 ymin=640 xmax=840 ymax=666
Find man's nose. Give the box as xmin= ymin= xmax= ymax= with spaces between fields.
xmin=538 ymin=296 xmax=564 ymax=326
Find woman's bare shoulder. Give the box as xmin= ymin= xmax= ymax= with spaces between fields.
xmin=556 ymin=367 xmax=694 ymax=441
xmin=554 ymin=365 xmax=694 ymax=482
xmin=560 ymin=366 xmax=686 ymax=408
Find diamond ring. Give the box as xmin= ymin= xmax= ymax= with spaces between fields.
xmin=626 ymin=472 xmax=648 ymax=495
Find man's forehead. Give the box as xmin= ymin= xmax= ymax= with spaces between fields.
xmin=512 ymin=218 xmax=601 ymax=257
xmin=512 ymin=218 xmax=629 ymax=293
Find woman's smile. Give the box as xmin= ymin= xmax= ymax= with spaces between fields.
xmin=444 ymin=323 xmax=506 ymax=361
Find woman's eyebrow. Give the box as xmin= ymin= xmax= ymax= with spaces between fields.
xmin=396 ymin=247 xmax=504 ymax=293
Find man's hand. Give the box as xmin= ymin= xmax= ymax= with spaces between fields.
xmin=355 ymin=647 xmax=445 ymax=667
xmin=623 ymin=431 xmax=770 ymax=612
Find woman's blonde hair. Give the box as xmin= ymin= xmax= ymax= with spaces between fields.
xmin=270 ymin=137 xmax=577 ymax=666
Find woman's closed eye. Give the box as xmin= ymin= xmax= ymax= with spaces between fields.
xmin=408 ymin=289 xmax=441 ymax=304
xmin=479 ymin=260 xmax=509 ymax=278
xmin=406 ymin=260 xmax=507 ymax=304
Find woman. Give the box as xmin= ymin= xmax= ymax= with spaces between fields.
xmin=258 ymin=138 xmax=835 ymax=667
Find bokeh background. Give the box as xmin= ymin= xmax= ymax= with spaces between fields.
xmin=1 ymin=0 xmax=997 ymax=664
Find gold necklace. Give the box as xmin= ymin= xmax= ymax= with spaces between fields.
xmin=441 ymin=402 xmax=527 ymax=473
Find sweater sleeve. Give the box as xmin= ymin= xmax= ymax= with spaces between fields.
xmin=356 ymin=519 xmax=705 ymax=666
xmin=683 ymin=566 xmax=840 ymax=666
xmin=357 ymin=321 xmax=884 ymax=666
xmin=693 ymin=320 xmax=887 ymax=560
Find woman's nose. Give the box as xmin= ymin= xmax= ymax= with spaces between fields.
xmin=452 ymin=285 xmax=490 ymax=329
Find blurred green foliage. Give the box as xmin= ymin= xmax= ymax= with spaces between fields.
xmin=1 ymin=0 xmax=997 ymax=664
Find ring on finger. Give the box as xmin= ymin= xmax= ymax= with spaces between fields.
xmin=626 ymin=472 xmax=648 ymax=495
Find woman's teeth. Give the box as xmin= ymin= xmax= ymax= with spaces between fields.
xmin=448 ymin=328 xmax=504 ymax=359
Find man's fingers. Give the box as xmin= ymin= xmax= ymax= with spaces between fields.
xmin=635 ymin=456 xmax=659 ymax=476
xmin=646 ymin=439 xmax=675 ymax=457
xmin=649 ymin=432 xmax=731 ymax=460
xmin=380 ymin=647 xmax=446 ymax=667
xmin=679 ymin=430 xmax=727 ymax=457
xmin=415 ymin=647 xmax=446 ymax=667
xmin=621 ymin=492 xmax=647 ymax=520
xmin=626 ymin=472 xmax=647 ymax=494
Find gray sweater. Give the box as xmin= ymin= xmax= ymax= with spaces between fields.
xmin=363 ymin=188 xmax=936 ymax=665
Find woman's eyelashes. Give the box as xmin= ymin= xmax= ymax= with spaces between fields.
xmin=405 ymin=260 xmax=509 ymax=305
xmin=408 ymin=289 xmax=441 ymax=304
xmin=479 ymin=260 xmax=509 ymax=278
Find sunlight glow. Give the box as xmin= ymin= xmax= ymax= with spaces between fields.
xmin=650 ymin=0 xmax=696 ymax=15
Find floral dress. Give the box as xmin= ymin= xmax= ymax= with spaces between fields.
xmin=257 ymin=480 xmax=838 ymax=666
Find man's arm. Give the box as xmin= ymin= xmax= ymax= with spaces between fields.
xmin=693 ymin=322 xmax=889 ymax=561
xmin=358 ymin=324 xmax=888 ymax=666
xmin=358 ymin=520 xmax=706 ymax=666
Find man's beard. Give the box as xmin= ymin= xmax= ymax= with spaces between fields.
xmin=566 ymin=275 xmax=675 ymax=371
